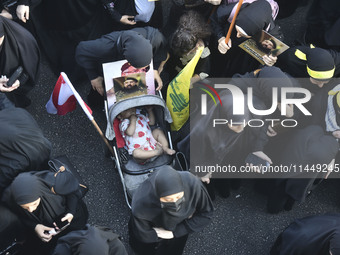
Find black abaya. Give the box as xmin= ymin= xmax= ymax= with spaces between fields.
xmin=53 ymin=225 xmax=127 ymax=255
xmin=271 ymin=213 xmax=340 ymax=255
xmin=129 ymin=166 xmax=214 ymax=255
xmin=0 ymin=107 xmax=51 ymax=195
xmin=0 ymin=16 xmax=39 ymax=107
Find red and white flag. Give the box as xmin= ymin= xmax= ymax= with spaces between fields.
xmin=46 ymin=72 xmax=93 ymax=120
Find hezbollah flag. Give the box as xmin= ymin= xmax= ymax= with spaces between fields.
xmin=167 ymin=46 xmax=204 ymax=131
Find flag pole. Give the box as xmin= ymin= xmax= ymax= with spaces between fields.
xmin=61 ymin=72 xmax=115 ymax=157
xmin=91 ymin=119 xmax=115 ymax=156
xmin=225 ymin=0 xmax=243 ymax=44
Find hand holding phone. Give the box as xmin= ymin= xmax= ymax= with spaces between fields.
xmin=6 ymin=66 xmax=23 ymax=87
xmin=53 ymin=213 xmax=71 ymax=232
xmin=245 ymin=153 xmax=270 ymax=167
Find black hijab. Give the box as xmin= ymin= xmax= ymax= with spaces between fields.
xmin=0 ymin=108 xmax=51 ymax=193
xmin=52 ymin=225 xmax=127 ymax=255
xmin=0 ymin=16 xmax=40 ymax=104
xmin=121 ymin=31 xmax=153 ymax=68
xmin=190 ymin=90 xmax=252 ymax=169
xmin=273 ymin=214 xmax=340 ymax=255
xmin=231 ymin=66 xmax=294 ymax=107
xmin=235 ymin=0 xmax=272 ymax=36
xmin=2 ymin=170 xmax=82 ymax=228
xmin=131 ymin=166 xmax=212 ymax=232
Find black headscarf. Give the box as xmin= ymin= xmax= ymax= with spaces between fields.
xmin=190 ymin=90 xmax=253 ymax=170
xmin=131 ymin=166 xmax=213 ymax=242
xmin=0 ymin=16 xmax=40 ymax=106
xmin=52 ymin=225 xmax=127 ymax=255
xmin=0 ymin=108 xmax=51 ymax=194
xmin=121 ymin=31 xmax=153 ymax=68
xmin=231 ymin=66 xmax=294 ymax=107
xmin=235 ymin=0 xmax=272 ymax=36
xmin=2 ymin=171 xmax=85 ymax=230
xmin=155 ymin=168 xmax=184 ymax=198
xmin=272 ymin=214 xmax=340 ymax=255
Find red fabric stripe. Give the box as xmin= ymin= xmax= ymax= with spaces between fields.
xmin=113 ymin=118 xmax=125 ymax=148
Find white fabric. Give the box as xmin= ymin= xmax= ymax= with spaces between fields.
xmin=325 ymin=84 xmax=340 ymax=132
xmin=134 ymin=0 xmax=155 ymax=23
xmin=119 ymin=109 xmax=157 ymax=154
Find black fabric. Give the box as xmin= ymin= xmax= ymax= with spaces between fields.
xmin=26 ymin=0 xmax=113 ymax=81
xmin=130 ymin=166 xmax=213 ymax=244
xmin=190 ymin=87 xmax=268 ymax=176
xmin=76 ymin=27 xmax=167 ymax=80
xmin=0 ymin=16 xmax=39 ymax=107
xmin=129 ymin=221 xmax=188 ymax=255
xmin=0 ymin=202 xmax=25 ymax=251
xmin=52 ymin=225 xmax=127 ymax=255
xmin=155 ymin=169 xmax=184 ymax=198
xmin=0 ymin=108 xmax=51 ymax=195
xmin=231 ymin=66 xmax=294 ymax=105
xmin=209 ymin=1 xmax=282 ymax=77
xmin=267 ymin=125 xmax=338 ymax=214
xmin=307 ymin=48 xmax=335 ymax=73
xmin=48 ymin=155 xmax=89 ymax=198
xmin=271 ymin=213 xmax=340 ymax=255
xmin=1 ymin=171 xmax=88 ymax=232
xmin=277 ymin=46 xmax=340 ymax=80
xmin=235 ymin=0 xmax=272 ymax=36
xmin=102 ymin=0 xmax=163 ymax=31
xmin=305 ymin=0 xmax=340 ymax=50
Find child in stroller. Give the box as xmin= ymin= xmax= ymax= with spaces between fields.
xmin=118 ymin=106 xmax=175 ymax=164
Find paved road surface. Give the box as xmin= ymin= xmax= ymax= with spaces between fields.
xmin=24 ymin=2 xmax=340 ymax=254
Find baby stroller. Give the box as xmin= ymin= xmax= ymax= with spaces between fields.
xmin=105 ymin=93 xmax=176 ymax=208
xmin=102 ymin=60 xmax=189 ymax=208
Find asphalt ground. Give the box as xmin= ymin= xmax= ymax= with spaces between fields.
xmin=23 ymin=2 xmax=340 ymax=255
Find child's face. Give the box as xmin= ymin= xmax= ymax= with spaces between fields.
xmin=119 ymin=108 xmax=136 ymax=119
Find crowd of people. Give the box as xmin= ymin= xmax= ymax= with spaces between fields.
xmin=1 ymin=0 xmax=340 ymax=254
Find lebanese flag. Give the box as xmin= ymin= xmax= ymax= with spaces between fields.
xmin=46 ymin=73 xmax=93 ymax=120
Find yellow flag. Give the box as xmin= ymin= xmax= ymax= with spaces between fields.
xmin=166 ymin=46 xmax=204 ymax=131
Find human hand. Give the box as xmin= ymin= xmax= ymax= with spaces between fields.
xmin=16 ymin=5 xmax=29 ymax=23
xmin=262 ymin=54 xmax=277 ymax=66
xmin=0 ymin=76 xmax=20 ymax=92
xmin=154 ymin=70 xmax=163 ymax=91
xmin=61 ymin=213 xmax=73 ymax=224
xmin=120 ymin=15 xmax=136 ymax=25
xmin=153 ymin=227 xmax=174 ymax=239
xmin=252 ymin=151 xmax=273 ymax=164
xmin=204 ymin=0 xmax=222 ymax=5
xmin=267 ymin=126 xmax=277 ymax=137
xmin=90 ymin=76 xmax=104 ymax=96
xmin=0 ymin=9 xmax=13 ymax=19
xmin=218 ymin=37 xmax=231 ymax=54
xmin=332 ymin=130 xmax=340 ymax=139
xmin=200 ymin=172 xmax=212 ymax=184
xmin=35 ymin=224 xmax=55 ymax=242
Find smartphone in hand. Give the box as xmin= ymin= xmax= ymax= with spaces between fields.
xmin=53 ymin=213 xmax=70 ymax=231
xmin=245 ymin=153 xmax=270 ymax=167
xmin=6 ymin=66 xmax=23 ymax=87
